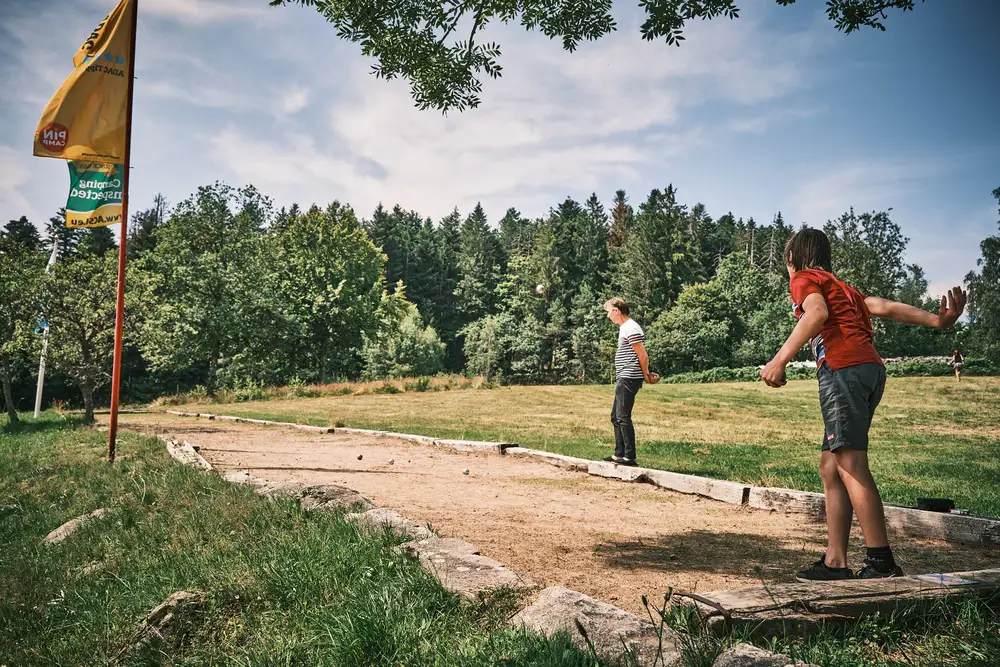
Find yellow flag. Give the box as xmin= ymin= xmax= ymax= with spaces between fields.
xmin=33 ymin=0 xmax=135 ymax=163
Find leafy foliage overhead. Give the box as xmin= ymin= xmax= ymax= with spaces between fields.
xmin=271 ymin=0 xmax=925 ymax=111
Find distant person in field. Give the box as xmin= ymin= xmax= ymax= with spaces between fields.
xmin=949 ymin=348 xmax=964 ymax=382
xmin=760 ymin=228 xmax=966 ymax=581
xmin=603 ymin=297 xmax=660 ymax=467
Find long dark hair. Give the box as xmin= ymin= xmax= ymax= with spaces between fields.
xmin=784 ymin=228 xmax=832 ymax=272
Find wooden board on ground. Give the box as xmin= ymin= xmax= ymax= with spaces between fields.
xmin=679 ymin=568 xmax=1000 ymax=637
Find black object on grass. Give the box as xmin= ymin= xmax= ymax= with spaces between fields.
xmin=917 ymin=497 xmax=955 ymax=513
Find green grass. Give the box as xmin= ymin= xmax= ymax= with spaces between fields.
xmin=0 ymin=412 xmax=597 ymax=666
xmin=185 ymin=376 xmax=1000 ymax=518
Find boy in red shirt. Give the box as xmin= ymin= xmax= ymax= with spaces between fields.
xmin=760 ymin=228 xmax=966 ymax=580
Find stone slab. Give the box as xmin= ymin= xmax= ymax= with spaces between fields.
xmin=503 ymin=447 xmax=591 ymax=472
xmin=883 ymin=504 xmax=1000 ymax=545
xmin=712 ymin=643 xmax=818 ymax=667
xmin=165 ymin=439 xmax=213 ymax=471
xmin=402 ymin=535 xmax=533 ymax=599
xmin=587 ymin=460 xmax=648 ymax=482
xmin=346 ymin=507 xmax=434 ymax=541
xmin=513 ymin=586 xmax=684 ymax=667
xmin=679 ymin=568 xmax=1000 ymax=637
xmin=44 ymin=508 xmax=107 ymax=545
xmin=433 ymin=438 xmax=509 ymax=454
xmin=588 ymin=461 xmax=750 ymax=505
xmin=748 ymin=486 xmax=1000 ymax=545
xmin=747 ymin=487 xmax=826 ymax=517
xmin=223 ymin=470 xmax=374 ymax=511
xmin=643 ymin=468 xmax=749 ymax=505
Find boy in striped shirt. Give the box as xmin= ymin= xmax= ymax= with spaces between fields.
xmin=603 ymin=297 xmax=660 ymax=467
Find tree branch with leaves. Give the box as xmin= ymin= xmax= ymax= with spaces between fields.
xmin=272 ymin=0 xmax=926 ymax=112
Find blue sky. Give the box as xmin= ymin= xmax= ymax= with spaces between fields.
xmin=2 ymin=0 xmax=997 ymax=297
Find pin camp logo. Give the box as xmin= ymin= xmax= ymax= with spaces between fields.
xmin=38 ymin=123 xmax=69 ymax=152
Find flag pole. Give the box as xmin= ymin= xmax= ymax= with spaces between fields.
xmin=34 ymin=243 xmax=60 ymax=419
xmin=107 ymin=0 xmax=138 ymax=464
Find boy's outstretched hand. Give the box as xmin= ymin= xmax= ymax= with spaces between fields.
xmin=760 ymin=358 xmax=787 ymax=388
xmin=936 ymin=286 xmax=967 ymax=329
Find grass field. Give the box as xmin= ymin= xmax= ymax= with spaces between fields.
xmin=186 ymin=376 xmax=1000 ymax=517
xmin=0 ymin=412 xmax=598 ymax=666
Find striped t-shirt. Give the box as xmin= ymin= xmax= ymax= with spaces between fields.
xmin=615 ymin=319 xmax=645 ymax=380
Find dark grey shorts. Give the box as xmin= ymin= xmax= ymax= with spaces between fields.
xmin=817 ymin=362 xmax=886 ymax=452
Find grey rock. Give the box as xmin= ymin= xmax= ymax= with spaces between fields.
xmin=44 ymin=508 xmax=107 ymax=545
xmin=403 ymin=536 xmax=533 ymax=599
xmin=224 ymin=470 xmax=373 ymax=511
xmin=116 ymin=590 xmax=207 ymax=661
xmin=346 ymin=508 xmax=433 ymax=541
xmin=81 ymin=561 xmax=106 ymax=577
xmin=712 ymin=643 xmax=818 ymax=667
xmin=299 ymin=484 xmax=374 ymax=511
xmin=513 ymin=586 xmax=684 ymax=666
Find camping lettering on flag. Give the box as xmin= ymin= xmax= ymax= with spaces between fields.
xmin=33 ymin=0 xmax=135 ymax=164
xmin=65 ymin=161 xmax=124 ymax=229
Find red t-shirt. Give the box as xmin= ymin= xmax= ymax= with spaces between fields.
xmin=789 ymin=269 xmax=883 ymax=370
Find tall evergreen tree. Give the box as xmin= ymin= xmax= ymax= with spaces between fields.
xmin=1 ymin=216 xmax=42 ymax=254
xmin=456 ymin=203 xmax=503 ymax=321
xmin=613 ymin=186 xmax=700 ymax=322
xmin=763 ymin=212 xmax=792 ymax=275
xmin=498 ymin=207 xmax=534 ymax=259
xmin=697 ymin=211 xmax=737 ymax=274
xmin=45 ymin=209 xmax=83 ymax=260
xmin=550 ymin=196 xmax=608 ymax=304
xmin=129 ymin=193 xmax=168 ymax=258
xmin=407 ymin=216 xmax=445 ymax=318
xmin=77 ymin=226 xmax=117 ymax=256
xmin=580 ymin=193 xmax=611 ymax=290
xmin=608 ymin=189 xmax=633 ymax=253
xmin=428 ymin=208 xmax=465 ymax=369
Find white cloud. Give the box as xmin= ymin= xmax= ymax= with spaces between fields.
xmin=727 ymin=107 xmax=823 ymax=135
xmin=277 ymin=86 xmax=310 ymax=115
xmin=145 ymin=80 xmax=253 ymax=111
xmin=785 ymin=159 xmax=945 ymax=226
xmin=0 ymin=146 xmax=41 ymax=223
xmin=206 ymin=15 xmax=824 ymax=220
xmin=86 ymin=0 xmax=271 ymax=26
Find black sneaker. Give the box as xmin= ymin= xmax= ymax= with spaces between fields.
xmin=856 ymin=561 xmax=904 ymax=579
xmin=603 ymin=456 xmax=624 ymax=463
xmin=795 ymin=557 xmax=855 ymax=582
xmin=618 ymin=459 xmax=639 ymax=467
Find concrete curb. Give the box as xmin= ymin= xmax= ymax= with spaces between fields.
xmin=165 ymin=410 xmax=512 ymax=453
xmin=589 ymin=460 xmax=751 ymax=505
xmin=748 ymin=486 xmax=1000 ymax=546
xmin=504 ymin=447 xmax=591 ymax=471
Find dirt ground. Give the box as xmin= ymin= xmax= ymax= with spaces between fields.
xmin=115 ymin=412 xmax=999 ymax=616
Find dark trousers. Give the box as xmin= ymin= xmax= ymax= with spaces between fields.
xmin=611 ymin=377 xmax=643 ymax=460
